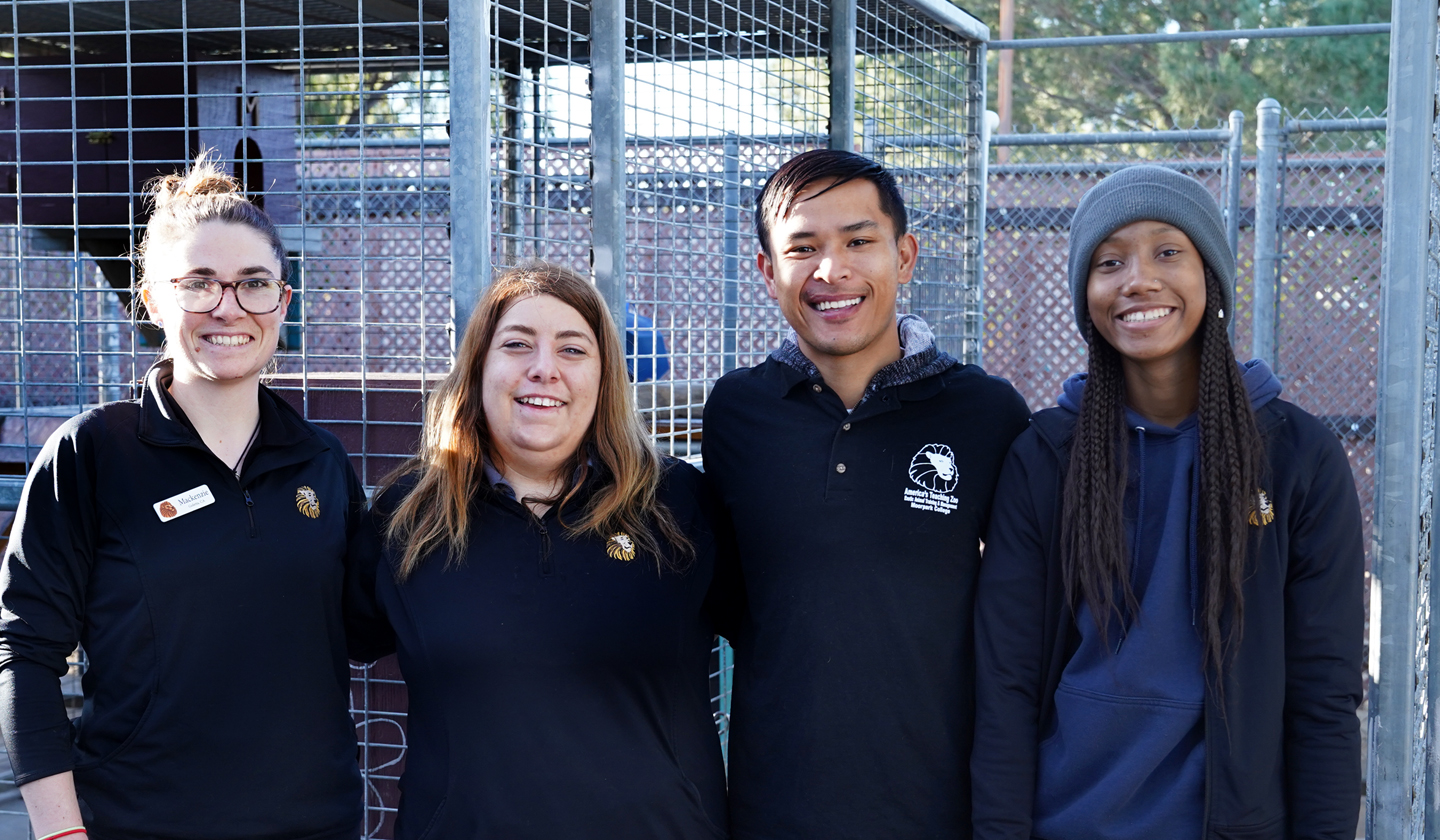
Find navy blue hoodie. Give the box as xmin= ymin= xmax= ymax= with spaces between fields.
xmin=973 ymin=359 xmax=1363 ymax=840
xmin=1033 ymin=361 xmax=1282 ymax=840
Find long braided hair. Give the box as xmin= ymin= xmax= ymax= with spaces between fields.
xmin=1060 ymin=266 xmax=1266 ymax=679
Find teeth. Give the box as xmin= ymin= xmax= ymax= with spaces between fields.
xmin=205 ymin=335 xmax=252 ymax=346
xmin=1121 ymin=308 xmax=1173 ymax=323
xmin=815 ymin=297 xmax=862 ymax=311
xmin=519 ymin=396 xmax=564 ymax=407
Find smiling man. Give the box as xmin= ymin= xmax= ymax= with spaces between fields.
xmin=702 ymin=149 xmax=1031 ymax=839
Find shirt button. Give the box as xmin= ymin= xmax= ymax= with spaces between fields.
xmin=812 ymin=383 xmax=823 ymax=393
xmin=842 ymin=422 xmax=852 ymax=431
xmin=835 ymin=463 xmax=847 ymax=474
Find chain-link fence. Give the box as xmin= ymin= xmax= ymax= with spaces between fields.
xmin=0 ymin=1 xmax=989 ymax=837
xmin=1273 ymin=111 xmax=1386 ymax=711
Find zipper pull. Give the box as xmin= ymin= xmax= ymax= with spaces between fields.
xmin=1114 ymin=633 xmax=1126 ymax=655
xmin=241 ymin=489 xmax=258 ymax=538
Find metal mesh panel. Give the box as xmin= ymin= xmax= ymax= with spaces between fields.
xmin=0 ymin=2 xmax=447 ymax=836
xmin=620 ymin=0 xmax=829 ymax=454
xmin=856 ymin=0 xmax=985 ymax=365
xmin=982 ymin=128 xmax=1237 ymax=409
xmin=489 ymin=0 xmax=592 ymax=276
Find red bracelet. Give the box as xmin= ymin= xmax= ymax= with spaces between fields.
xmin=38 ymin=828 xmax=86 ymax=840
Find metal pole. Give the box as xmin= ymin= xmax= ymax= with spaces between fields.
xmin=448 ymin=0 xmax=491 ymax=345
xmin=1251 ymin=98 xmax=1281 ymax=367
xmin=995 ymin=0 xmax=1013 ymax=164
xmin=1287 ymin=117 xmax=1389 ymax=133
xmin=991 ymin=128 xmax=1232 ymax=146
xmin=987 ymin=21 xmax=1391 ymax=49
xmin=722 ymin=135 xmax=739 ymax=373
xmin=1225 ymin=109 xmax=1244 ymax=260
xmin=502 ymin=61 xmax=522 ymax=262
xmin=966 ymin=41 xmax=988 ymax=366
xmin=1374 ymin=1 xmax=1440 ymax=835
xmin=828 ymin=0 xmax=856 ymax=152
xmin=589 ymin=0 xmax=627 ymax=331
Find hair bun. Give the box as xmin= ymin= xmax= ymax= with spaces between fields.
xmin=145 ymin=150 xmax=244 ymax=211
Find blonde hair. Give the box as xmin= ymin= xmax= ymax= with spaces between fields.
xmin=134 ymin=148 xmax=287 ymax=290
xmin=380 ymin=262 xmax=690 ymax=580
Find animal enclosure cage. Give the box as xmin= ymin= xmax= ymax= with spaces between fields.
xmin=0 ymin=0 xmax=989 ymax=834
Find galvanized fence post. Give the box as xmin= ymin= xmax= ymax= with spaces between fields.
xmin=589 ymin=0 xmax=627 ymax=330
xmin=722 ymin=134 xmax=740 ymax=374
xmin=1252 ymin=98 xmax=1281 ymax=368
xmin=1372 ymin=0 xmax=1439 ymax=836
xmin=448 ymin=0 xmax=492 ymax=345
xmin=1225 ymin=109 xmax=1244 ymax=259
xmin=829 ymin=0 xmax=857 ymax=151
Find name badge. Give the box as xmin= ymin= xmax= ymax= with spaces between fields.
xmin=153 ymin=485 xmax=216 ymax=522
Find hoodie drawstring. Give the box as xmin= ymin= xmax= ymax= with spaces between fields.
xmin=1188 ymin=451 xmax=1201 ymax=626
xmin=1117 ymin=427 xmax=1147 ymax=654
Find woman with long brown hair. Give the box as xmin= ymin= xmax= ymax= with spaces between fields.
xmin=972 ymin=165 xmax=1364 ymax=839
xmin=358 ymin=261 xmax=733 ymax=839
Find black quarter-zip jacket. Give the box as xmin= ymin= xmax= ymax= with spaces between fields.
xmin=703 ymin=349 xmax=1031 ymax=840
xmin=358 ymin=459 xmax=733 ymax=840
xmin=0 ymin=363 xmax=370 ymax=840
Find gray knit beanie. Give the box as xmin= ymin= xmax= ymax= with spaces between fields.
xmin=1066 ymin=164 xmax=1234 ymax=336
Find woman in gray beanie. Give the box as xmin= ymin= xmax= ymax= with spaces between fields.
xmin=972 ymin=165 xmax=1364 ymax=839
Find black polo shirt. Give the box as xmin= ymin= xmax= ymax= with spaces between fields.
xmin=703 ymin=353 xmax=1029 ymax=840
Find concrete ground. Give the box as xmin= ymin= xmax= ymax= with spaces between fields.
xmin=0 ymin=742 xmax=27 ymax=840
xmin=0 ymin=803 xmax=26 ymax=840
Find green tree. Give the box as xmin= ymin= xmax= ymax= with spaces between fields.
xmin=304 ymin=70 xmax=449 ymax=137
xmin=973 ymin=0 xmax=1389 ymax=131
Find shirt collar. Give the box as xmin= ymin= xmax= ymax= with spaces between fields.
xmin=767 ymin=313 xmax=957 ymax=403
xmin=482 ymin=460 xmax=518 ymax=500
xmin=137 ymin=357 xmax=317 ymax=453
xmin=481 ymin=455 xmax=603 ymax=502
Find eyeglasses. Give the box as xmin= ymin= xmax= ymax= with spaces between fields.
xmin=168 ymin=277 xmax=287 ymax=314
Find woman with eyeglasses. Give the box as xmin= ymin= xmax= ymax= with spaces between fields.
xmin=0 ymin=153 xmax=373 ymax=840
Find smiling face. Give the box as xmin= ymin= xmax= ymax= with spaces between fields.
xmin=758 ymin=177 xmax=918 ymax=367
xmin=481 ymin=294 xmax=603 ymax=481
xmin=140 ymin=220 xmax=290 ymax=389
xmin=1086 ymin=220 xmax=1207 ymax=370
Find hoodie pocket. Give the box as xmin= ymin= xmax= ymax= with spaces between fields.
xmin=408 ymin=797 xmax=447 ymax=840
xmin=1208 ymin=813 xmax=1285 ymax=840
xmin=72 ymin=687 xmax=158 ymax=771
xmin=1034 ymin=682 xmax=1205 ymax=840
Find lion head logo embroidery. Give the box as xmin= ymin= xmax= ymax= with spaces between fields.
xmin=295 ymin=486 xmax=320 ymax=519
xmin=158 ymin=501 xmax=178 ymax=519
xmin=1249 ymin=489 xmax=1274 ymax=526
xmin=908 ymin=443 xmax=959 ymax=494
xmin=606 ymin=532 xmax=636 ymax=562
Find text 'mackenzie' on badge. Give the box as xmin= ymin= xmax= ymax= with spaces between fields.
xmin=152 ymin=485 xmax=216 ymax=522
